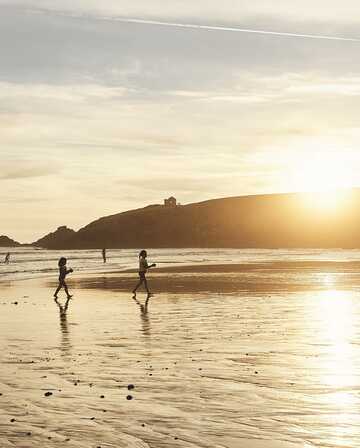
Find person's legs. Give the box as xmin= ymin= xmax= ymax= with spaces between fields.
xmin=63 ymin=282 xmax=72 ymax=298
xmin=143 ymin=277 xmax=150 ymax=294
xmin=133 ymin=277 xmax=144 ymax=294
xmin=54 ymin=282 xmax=62 ymax=298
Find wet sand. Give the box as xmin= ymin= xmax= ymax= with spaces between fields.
xmin=74 ymin=261 xmax=360 ymax=294
xmin=1 ymin=263 xmax=360 ymax=447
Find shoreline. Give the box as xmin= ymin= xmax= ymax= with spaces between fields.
xmin=2 ymin=260 xmax=360 ymax=293
xmin=59 ymin=261 xmax=360 ymax=294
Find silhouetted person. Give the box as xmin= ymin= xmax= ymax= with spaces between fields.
xmin=132 ymin=250 xmax=156 ymax=297
xmin=4 ymin=252 xmax=10 ymax=264
xmin=54 ymin=257 xmax=73 ymax=299
xmin=102 ymin=248 xmax=106 ymax=263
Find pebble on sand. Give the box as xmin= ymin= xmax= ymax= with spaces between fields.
xmin=127 ymin=384 xmax=135 ymax=390
xmin=126 ymin=395 xmax=133 ymax=400
xmin=44 ymin=392 xmax=53 ymax=397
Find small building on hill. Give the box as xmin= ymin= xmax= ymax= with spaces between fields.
xmin=164 ymin=196 xmax=177 ymax=207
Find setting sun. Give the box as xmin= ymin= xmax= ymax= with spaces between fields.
xmin=291 ymin=149 xmax=356 ymax=193
xmin=299 ymin=189 xmax=350 ymax=211
xmin=284 ymin=147 xmax=357 ymax=209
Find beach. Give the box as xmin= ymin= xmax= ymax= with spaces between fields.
xmin=1 ymin=260 xmax=360 ymax=447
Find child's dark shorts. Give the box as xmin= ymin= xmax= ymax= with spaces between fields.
xmin=139 ymin=272 xmax=146 ymax=280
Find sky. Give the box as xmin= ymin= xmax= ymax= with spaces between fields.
xmin=1 ymin=1 xmax=360 ymax=242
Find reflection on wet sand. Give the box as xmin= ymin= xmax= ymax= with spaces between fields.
xmin=54 ymin=297 xmax=72 ymax=358
xmin=315 ymin=289 xmax=357 ymax=396
xmin=310 ymin=288 xmax=359 ymax=447
xmin=2 ymin=269 xmax=360 ymax=447
xmin=132 ymin=295 xmax=151 ymax=337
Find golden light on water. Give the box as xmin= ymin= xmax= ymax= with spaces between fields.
xmin=314 ymin=288 xmax=357 ymax=406
xmin=311 ymin=287 xmax=359 ymax=445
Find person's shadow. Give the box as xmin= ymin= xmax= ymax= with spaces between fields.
xmin=54 ymin=297 xmax=72 ymax=358
xmin=133 ymin=295 xmax=151 ymax=337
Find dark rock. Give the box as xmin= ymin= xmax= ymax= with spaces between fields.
xmin=44 ymin=392 xmax=53 ymax=397
xmin=127 ymin=384 xmax=135 ymax=390
xmin=126 ymin=395 xmax=133 ymax=400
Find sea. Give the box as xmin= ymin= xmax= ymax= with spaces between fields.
xmin=1 ymin=246 xmax=360 ymax=282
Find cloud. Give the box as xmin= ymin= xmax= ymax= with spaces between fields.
xmin=0 ymin=163 xmax=60 ymax=180
xmin=0 ymin=82 xmax=128 ymax=105
xmin=2 ymin=1 xmax=360 ymax=26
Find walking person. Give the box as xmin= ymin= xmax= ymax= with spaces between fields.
xmin=132 ymin=250 xmax=156 ymax=297
xmin=4 ymin=252 xmax=10 ymax=264
xmin=102 ymin=248 xmax=106 ymax=263
xmin=54 ymin=257 xmax=73 ymax=299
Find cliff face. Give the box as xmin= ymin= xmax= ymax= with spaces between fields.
xmin=0 ymin=235 xmax=20 ymax=247
xmin=32 ymin=190 xmax=360 ymax=249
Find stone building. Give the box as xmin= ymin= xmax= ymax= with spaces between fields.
xmin=164 ymin=196 xmax=177 ymax=207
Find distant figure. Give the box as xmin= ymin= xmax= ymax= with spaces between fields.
xmin=54 ymin=257 xmax=73 ymax=299
xmin=102 ymin=248 xmax=106 ymax=263
xmin=132 ymin=250 xmax=156 ymax=297
xmin=4 ymin=252 xmax=10 ymax=264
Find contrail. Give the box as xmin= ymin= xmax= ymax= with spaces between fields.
xmin=113 ymin=17 xmax=360 ymax=42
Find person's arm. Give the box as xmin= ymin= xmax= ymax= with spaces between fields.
xmin=66 ymin=268 xmax=73 ymax=275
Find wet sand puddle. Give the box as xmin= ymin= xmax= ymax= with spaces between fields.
xmin=0 ymin=280 xmax=360 ymax=447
